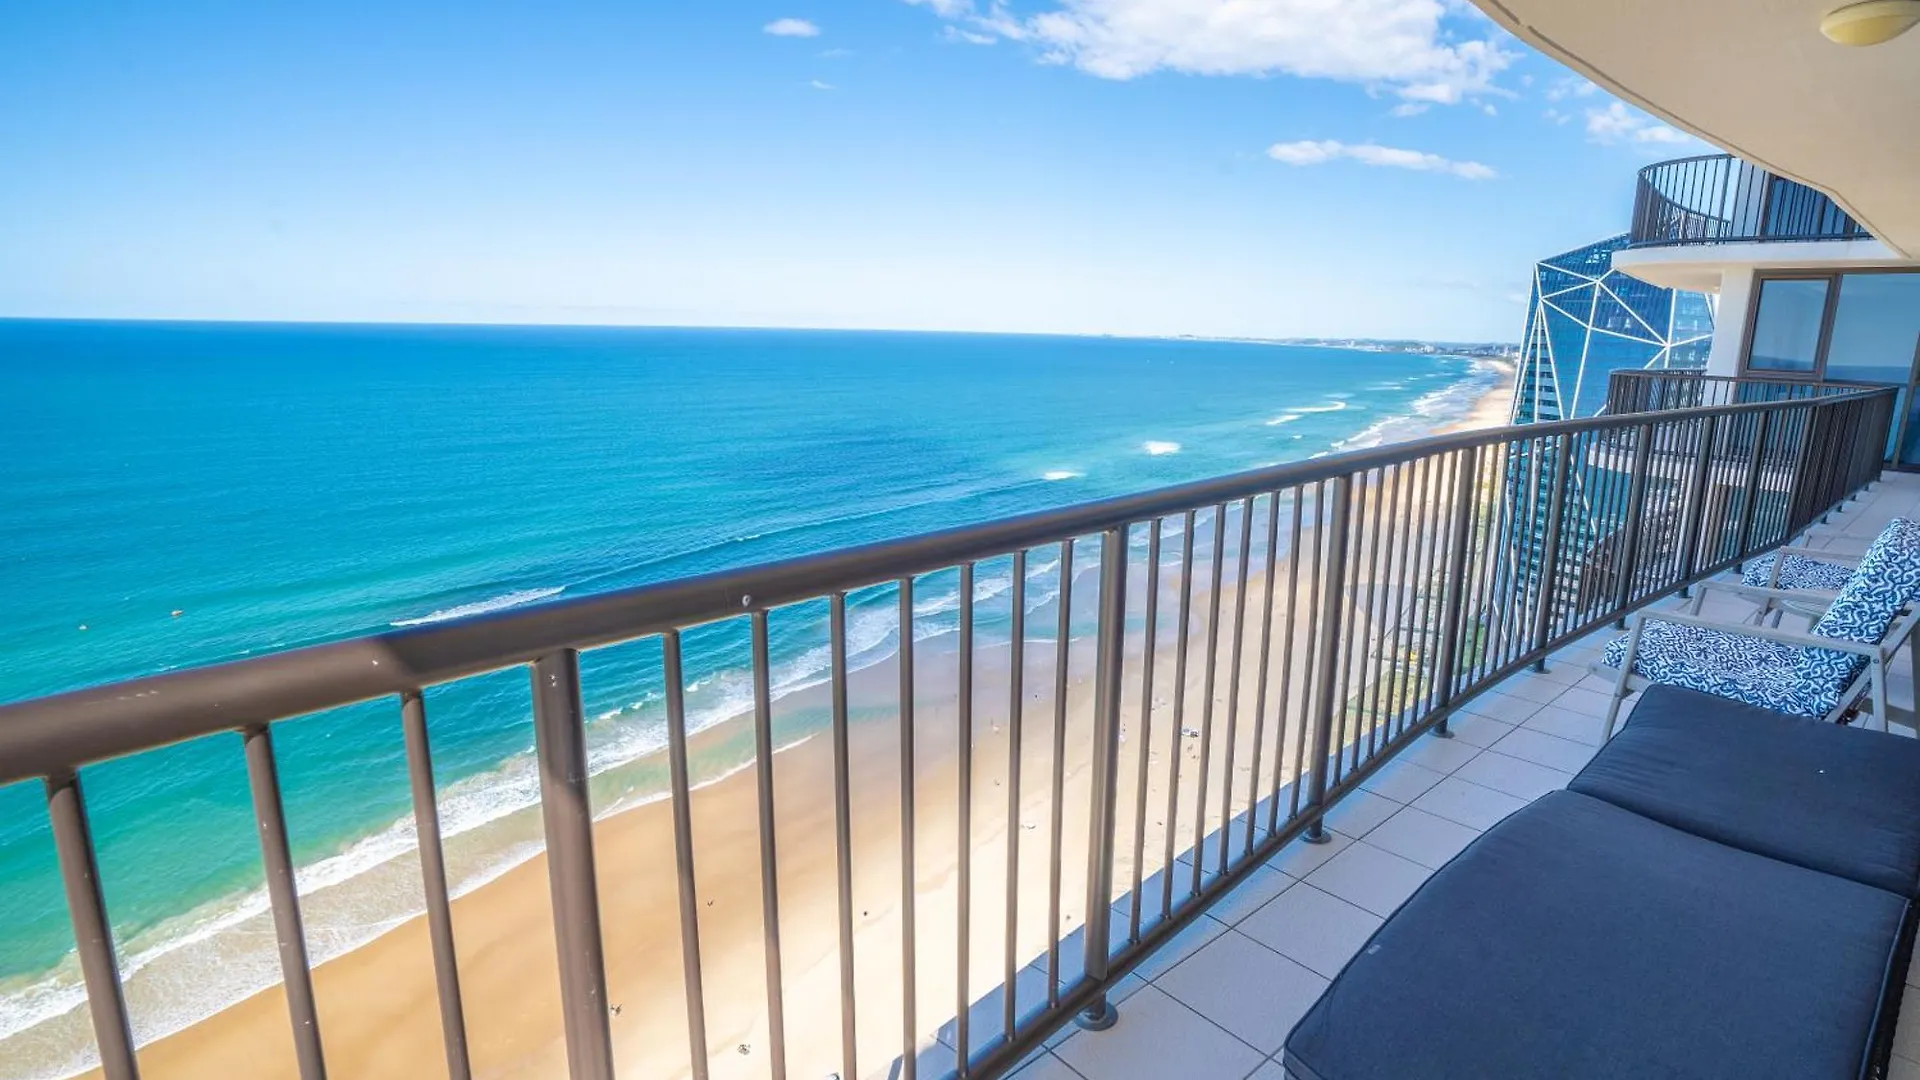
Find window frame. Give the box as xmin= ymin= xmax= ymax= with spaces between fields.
xmin=1741 ymin=267 xmax=1920 ymax=467
xmin=1740 ymin=267 xmax=1919 ymax=379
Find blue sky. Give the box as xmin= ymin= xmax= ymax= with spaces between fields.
xmin=0 ymin=1 xmax=1706 ymax=341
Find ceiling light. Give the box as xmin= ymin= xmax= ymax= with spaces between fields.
xmin=1821 ymin=0 xmax=1920 ymax=45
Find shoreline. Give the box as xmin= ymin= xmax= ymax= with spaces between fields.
xmin=40 ymin=362 xmax=1519 ymax=1080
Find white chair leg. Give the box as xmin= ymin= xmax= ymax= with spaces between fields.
xmin=1605 ymin=617 xmax=1647 ymax=741
xmin=1872 ymin=659 xmax=1891 ymax=733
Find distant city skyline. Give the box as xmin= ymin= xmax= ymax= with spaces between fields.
xmin=0 ymin=1 xmax=1707 ymax=342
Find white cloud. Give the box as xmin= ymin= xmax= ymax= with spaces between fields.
xmin=1545 ymin=75 xmax=1598 ymax=102
xmin=764 ymin=17 xmax=821 ymax=37
xmin=1267 ymin=139 xmax=1496 ymax=180
xmin=1390 ymin=102 xmax=1430 ymax=118
xmin=901 ymin=0 xmax=1513 ymax=105
xmin=945 ymin=25 xmax=999 ymax=44
xmin=810 ymin=79 xmax=836 ymax=90
xmin=1584 ymin=101 xmax=1693 ymax=146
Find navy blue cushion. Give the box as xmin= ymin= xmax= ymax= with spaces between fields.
xmin=1283 ymin=790 xmax=1908 ymax=1080
xmin=1571 ymin=685 xmax=1920 ymax=897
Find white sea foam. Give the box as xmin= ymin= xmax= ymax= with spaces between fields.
xmin=390 ymin=586 xmax=565 ymax=627
xmin=1042 ymin=469 xmax=1083 ymax=481
xmin=1264 ymin=413 xmax=1303 ymax=426
xmin=1142 ymin=441 xmax=1181 ymax=456
xmin=1292 ymin=401 xmax=1350 ymax=414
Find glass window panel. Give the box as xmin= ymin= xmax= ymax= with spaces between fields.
xmin=1820 ymin=272 xmax=1920 ymax=465
xmin=1746 ymin=277 xmax=1829 ymax=372
xmin=1825 ymin=273 xmax=1920 ymax=385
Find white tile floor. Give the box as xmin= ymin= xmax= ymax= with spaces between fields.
xmin=1008 ymin=473 xmax=1920 ymax=1080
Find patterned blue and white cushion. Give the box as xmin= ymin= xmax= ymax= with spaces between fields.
xmin=1603 ymin=622 xmax=1811 ymax=715
xmin=1740 ymin=552 xmax=1855 ymax=591
xmin=1603 ymin=518 xmax=1920 ymax=719
xmin=1790 ymin=518 xmax=1920 ymax=711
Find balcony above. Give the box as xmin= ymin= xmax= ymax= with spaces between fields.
xmin=1611 ymin=156 xmax=1906 ymax=293
xmin=1628 ymin=155 xmax=1869 ymax=249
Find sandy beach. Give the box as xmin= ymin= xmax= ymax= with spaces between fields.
xmin=79 ymin=361 xmax=1518 ymax=1080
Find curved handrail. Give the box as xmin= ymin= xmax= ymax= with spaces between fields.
xmin=1629 ymin=154 xmax=1870 ymax=248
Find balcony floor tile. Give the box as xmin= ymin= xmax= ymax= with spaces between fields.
xmin=1156 ymin=929 xmax=1329 ymax=1054
xmin=1236 ymin=882 xmax=1383 ymax=979
xmin=1409 ymin=776 xmax=1529 ymax=830
xmin=1362 ymin=806 xmax=1481 ymax=870
xmin=1052 ymin=985 xmax=1264 ymax=1080
xmin=1302 ymin=840 xmax=1431 ymax=917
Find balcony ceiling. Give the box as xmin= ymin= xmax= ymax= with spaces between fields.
xmin=1472 ymin=0 xmax=1920 ymax=258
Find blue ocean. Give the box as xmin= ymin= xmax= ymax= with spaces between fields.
xmin=0 ymin=321 xmax=1501 ymax=1075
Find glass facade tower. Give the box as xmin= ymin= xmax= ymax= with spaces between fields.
xmin=1510 ymin=234 xmax=1715 ymax=424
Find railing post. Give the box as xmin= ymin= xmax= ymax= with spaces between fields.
xmin=45 ymin=769 xmax=140 ymax=1080
xmin=1303 ymin=474 xmax=1353 ymax=843
xmin=1429 ymin=449 xmax=1480 ymax=733
xmin=243 ymin=723 xmax=328 ymax=1080
xmin=1734 ymin=410 xmax=1772 ymax=565
xmin=1076 ymin=525 xmax=1129 ymax=1030
xmin=1674 ymin=413 xmax=1719 ymax=591
xmin=530 ymin=650 xmax=616 ymax=1080
xmin=1612 ymin=422 xmax=1657 ymax=627
xmin=399 ymin=691 xmax=472 ymax=1080
xmin=1529 ymin=435 xmax=1573 ymax=672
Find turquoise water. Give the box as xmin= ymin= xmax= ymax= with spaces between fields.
xmin=0 ymin=320 xmax=1499 ymax=1071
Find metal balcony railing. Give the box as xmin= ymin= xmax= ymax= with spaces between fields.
xmin=1628 ymin=154 xmax=1872 ymax=248
xmin=1606 ymin=369 xmax=1878 ymax=414
xmin=0 ymin=379 xmax=1898 ymax=1080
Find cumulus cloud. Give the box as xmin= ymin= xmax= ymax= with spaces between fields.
xmin=764 ymin=17 xmax=821 ymax=37
xmin=901 ymin=0 xmax=1513 ymax=104
xmin=1584 ymin=101 xmax=1693 ymax=146
xmin=1267 ymin=139 xmax=1497 ymax=180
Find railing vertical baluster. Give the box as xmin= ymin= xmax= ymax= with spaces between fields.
xmin=662 ymin=634 xmax=711 ymax=1080
xmin=399 ymin=691 xmax=471 ymax=1080
xmin=44 ymin=769 xmax=140 ymax=1080
xmin=241 ymin=723 xmax=328 ymax=1080
xmin=1530 ymin=435 xmax=1573 ymax=669
xmin=829 ymin=596 xmax=859 ymax=1080
xmin=1273 ymin=488 xmax=1308 ymax=832
xmin=1161 ymin=513 xmax=1196 ymax=916
xmin=1076 ymin=525 xmax=1129 ymax=1031
xmin=1190 ymin=507 xmax=1227 ymax=891
xmin=1302 ymin=475 xmax=1352 ymax=843
xmin=1046 ymin=543 xmax=1072 ymax=1004
xmin=956 ymin=563 xmax=974 ymax=1071
xmin=1244 ymin=494 xmax=1281 ymax=856
xmin=1429 ymin=449 xmax=1479 ymax=731
xmin=1612 ymin=423 xmax=1658 ymax=623
xmin=749 ymin=613 xmax=789 ymax=1080
xmin=529 ymin=652 xmax=615 ymax=1080
xmin=898 ymin=577 xmax=919 ymax=1080
xmin=1290 ymin=484 xmax=1324 ymax=822
xmin=1217 ymin=498 xmax=1254 ymax=868
xmin=1001 ymin=555 xmax=1025 ymax=1040
xmin=1129 ymin=523 xmax=1162 ymax=942
xmin=1675 ymin=414 xmax=1719 ymax=585
xmin=1329 ymin=477 xmax=1366 ymax=780
xmin=1734 ymin=411 xmax=1770 ymax=564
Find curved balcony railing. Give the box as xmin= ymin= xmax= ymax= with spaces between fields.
xmin=1628 ymin=154 xmax=1872 ymax=248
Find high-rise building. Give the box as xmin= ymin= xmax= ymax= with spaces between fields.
xmin=1510 ymin=233 xmax=1715 ymax=424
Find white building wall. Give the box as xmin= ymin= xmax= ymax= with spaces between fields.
xmin=1705 ymin=267 xmax=1754 ymax=377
